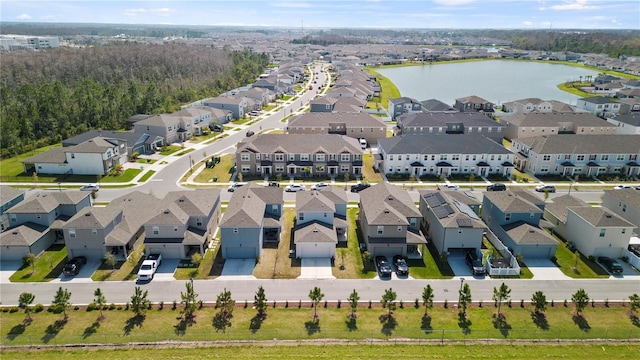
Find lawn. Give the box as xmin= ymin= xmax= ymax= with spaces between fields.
xmin=192 ymin=154 xmax=234 ymax=184
xmin=0 ymin=144 xmax=62 ymax=180
xmin=332 ymin=208 xmax=376 ymax=279
xmin=253 ymin=208 xmax=301 ymax=279
xmin=98 ymin=168 xmax=141 ymax=183
xmin=174 ymin=246 xmax=218 ymax=280
xmin=173 ymin=148 xmax=194 ymax=157
xmin=552 ymin=234 xmax=610 ymax=279
xmin=364 ymin=69 xmax=400 ymax=109
xmin=1 ymin=302 xmax=639 ymax=347
xmin=9 ymin=244 xmax=67 ymax=282
xmin=362 ymin=153 xmax=383 ymax=183
xmin=158 ymin=145 xmax=182 ymax=156
xmin=90 ymin=247 xmax=145 ymax=281
xmin=407 ymin=240 xmax=455 ymax=279
xmin=137 ymin=170 xmax=155 ymax=182
xmin=0 ymin=344 xmax=636 ymax=360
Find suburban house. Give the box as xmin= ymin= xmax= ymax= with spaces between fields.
xmin=0 ymin=186 xmax=25 ymax=231
xmin=235 ymin=134 xmax=364 ymax=178
xmin=420 ymin=99 xmax=457 ymax=113
xmin=481 ymin=190 xmax=558 ymax=258
xmin=202 ymin=96 xmax=248 ymax=120
xmin=500 ymin=98 xmax=589 ymax=114
xmin=501 ymin=112 xmax=617 ymax=140
xmin=286 ymin=112 xmax=386 ymax=145
xmin=395 ymin=112 xmax=505 ymax=142
xmin=140 ymin=190 xmax=221 ymax=259
xmin=576 ymin=96 xmax=622 ymax=117
xmin=219 ymin=184 xmax=283 ymax=259
xmin=171 ymin=107 xmax=217 ymax=136
xmin=377 ymin=134 xmax=514 ymax=178
xmin=605 ymin=113 xmax=640 ymax=134
xmin=61 ymin=191 xmax=162 ymax=261
xmin=388 ymin=97 xmax=422 ymax=119
xmin=357 ymin=183 xmax=426 ymax=258
xmin=62 ymin=129 xmax=163 ymax=157
xmin=601 ymin=189 xmax=640 ymax=232
xmin=23 ymin=137 xmax=127 ymax=176
xmin=134 ymin=113 xmax=193 ymax=145
xmin=511 ymin=134 xmax=640 ymax=177
xmin=418 ymin=190 xmax=485 ymax=257
xmin=544 ymin=194 xmax=634 ymax=258
xmin=616 ymin=98 xmax=640 ymax=115
xmin=0 ymin=191 xmax=91 ymax=261
xmin=309 ymin=96 xmax=366 ymax=113
xmin=325 ymin=87 xmax=369 ymax=101
xmin=454 ymin=96 xmax=494 ymax=113
xmin=293 ymin=188 xmax=348 ymax=259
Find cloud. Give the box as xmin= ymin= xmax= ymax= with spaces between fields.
xmin=522 ymin=21 xmax=534 ymax=26
xmin=433 ymin=0 xmax=476 ymax=5
xmin=150 ymin=8 xmax=173 ymax=17
xmin=16 ymin=13 xmax=32 ymax=20
xmin=549 ymin=0 xmax=598 ymax=11
xmin=272 ymin=2 xmax=313 ymax=8
xmin=124 ymin=8 xmax=146 ymax=17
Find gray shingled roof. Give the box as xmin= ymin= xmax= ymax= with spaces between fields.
xmin=516 ymin=134 xmax=640 ymax=154
xmin=0 ymin=186 xmax=25 ymax=206
xmin=579 ymin=96 xmax=619 ymax=104
xmin=603 ymin=189 xmax=640 ymax=209
xmin=483 ymin=190 xmax=541 ymax=213
xmin=420 ymin=99 xmax=457 ymax=112
xmin=378 ymin=134 xmax=510 ymax=155
xmin=288 ymin=112 xmax=385 ymax=127
xmin=23 ymin=147 xmax=66 ymax=164
xmin=163 ymin=189 xmax=221 ymax=217
xmin=7 ymin=191 xmax=89 ymax=214
xmin=237 ymin=134 xmax=362 ymax=154
xmin=503 ymin=112 xmax=614 ymax=128
xmin=398 ymin=112 xmax=502 ymax=128
xmin=502 ymin=221 xmax=558 ymax=245
xmin=359 ymin=183 xmax=419 ymax=225
xmin=296 ymin=190 xmax=336 ymax=213
xmin=62 ymin=130 xmax=142 ymax=148
xmin=220 ymin=184 xmax=283 ymax=228
xmin=0 ymin=222 xmax=48 ymax=246
xmin=613 ymin=113 xmax=640 ymax=127
xmin=571 ymin=206 xmax=634 ymax=227
xmin=544 ymin=194 xmax=588 ymax=222
xmin=294 ymin=221 xmax=337 ymax=244
xmin=419 ymin=190 xmax=485 ymax=229
xmin=135 ymin=114 xmax=180 ymax=127
xmin=61 ymin=206 xmax=123 ymax=229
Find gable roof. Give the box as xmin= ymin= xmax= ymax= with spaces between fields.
xmin=420 ymin=99 xmax=457 ymax=112
xmin=378 ymin=134 xmax=510 ymax=155
xmin=603 ymin=189 xmax=640 ymax=209
xmin=287 ymin=112 xmax=385 ymax=127
xmin=579 ymin=96 xmax=619 ymax=105
xmin=502 ymin=112 xmax=613 ymax=128
xmin=359 ymin=183 xmax=420 ymax=225
xmin=0 ymin=186 xmax=25 ymax=206
xmin=502 ymin=221 xmax=558 ymax=245
xmin=220 ymin=184 xmax=283 ymax=228
xmin=398 ymin=112 xmax=503 ymax=128
xmin=7 ymin=191 xmax=89 ymax=214
xmin=296 ymin=190 xmax=337 ymax=213
xmin=516 ymin=134 xmax=640 ymax=154
xmin=0 ymin=222 xmax=49 ymax=246
xmin=237 ymin=134 xmax=362 ymax=154
xmin=483 ymin=190 xmax=541 ymax=213
xmin=135 ymin=114 xmax=181 ymax=127
xmin=294 ymin=221 xmax=337 ymax=244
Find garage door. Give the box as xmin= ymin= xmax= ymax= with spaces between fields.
xmin=225 ymin=246 xmax=256 ymax=259
xmin=297 ymin=243 xmax=335 ymax=258
xmin=0 ymin=246 xmax=28 ymax=261
xmin=145 ymin=244 xmax=182 ymax=259
xmin=68 ymin=248 xmax=104 ymax=262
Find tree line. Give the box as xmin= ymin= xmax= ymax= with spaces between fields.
xmin=0 ymin=44 xmax=270 ymax=158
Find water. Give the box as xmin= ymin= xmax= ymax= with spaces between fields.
xmin=375 ymin=60 xmax=600 ymax=107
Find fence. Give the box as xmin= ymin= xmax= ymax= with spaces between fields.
xmin=484 ymin=230 xmax=521 ymax=276
xmin=625 ymin=249 xmax=640 ymax=270
xmin=3 ymin=328 xmax=639 ymax=347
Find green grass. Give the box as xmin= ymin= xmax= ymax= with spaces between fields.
xmin=9 ymin=244 xmax=67 ymax=282
xmin=2 ymin=304 xmax=639 ymax=348
xmin=407 ymin=241 xmax=455 ymax=279
xmin=362 ymin=153 xmax=383 ymax=183
xmin=90 ymin=247 xmax=145 ymax=281
xmin=553 ymin=237 xmax=610 ymax=278
xmin=191 ymin=154 xmax=234 ymax=183
xmin=1 ymin=344 xmax=638 ymax=360
xmin=135 ymin=158 xmax=156 ymax=164
xmin=333 ymin=208 xmax=376 ymax=279
xmin=0 ymin=144 xmax=62 ymax=179
xmin=137 ymin=170 xmax=155 ymax=182
xmin=174 ymin=248 xmax=217 ymax=280
xmin=98 ymin=168 xmax=141 ymax=183
xmin=174 ymin=148 xmax=194 ymax=157
xmin=365 ymin=68 xmax=400 ymax=107
xmin=158 ymin=145 xmax=182 ymax=156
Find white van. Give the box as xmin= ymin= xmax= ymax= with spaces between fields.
xmin=359 ymin=138 xmax=367 ymax=149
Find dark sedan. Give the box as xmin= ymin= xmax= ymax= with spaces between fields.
xmin=597 ymin=256 xmax=623 ymax=274
xmin=375 ymin=256 xmax=393 ymax=278
xmin=63 ymin=256 xmax=87 ymax=276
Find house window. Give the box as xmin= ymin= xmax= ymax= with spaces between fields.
xmin=36 ymin=214 xmax=41 ymax=219
xmin=389 ymin=155 xmax=393 ymax=161
xmin=458 ymin=229 xmax=463 ymax=234
xmin=577 ymin=155 xmax=585 ymax=161
xmin=289 ymin=154 xmax=295 ymax=161
xmin=197 ymin=218 xmax=202 ymax=226
xmin=601 ymin=155 xmax=609 ymax=161
xmin=275 ymin=154 xmax=284 ymax=161
xmin=69 ymin=229 xmax=76 ymax=238
xmin=505 ymin=213 xmax=511 ymax=221
xmin=299 ymin=213 xmax=304 ymax=221
xmin=240 ymin=153 xmax=250 ymax=161
xmin=341 ymin=165 xmax=350 ymax=172
xmin=622 ymin=229 xmax=626 ymax=234
xmin=92 ymin=228 xmax=97 ymax=235
xmin=377 ymin=226 xmax=384 ymax=235
xmin=300 ymin=154 xmax=309 ymax=161
xmin=256 ymin=154 xmax=261 ymax=160
xmin=324 ymin=213 xmax=328 ymax=218
xmin=616 ymin=154 xmax=625 ymax=161
xmin=543 ymin=155 xmax=551 ymax=161
xmin=316 ymin=153 xmax=325 ymax=162
xmin=153 ymin=226 xmax=159 ymax=235
xmin=599 ymin=229 xmax=606 ymax=237
xmin=341 ymin=154 xmax=350 ymax=161
xmin=410 ymin=218 xmax=416 ymax=227
xmin=275 ymin=166 xmax=284 ymax=172
xmin=233 ymin=228 xmax=238 ymax=234
xmin=272 ymin=204 xmax=279 ymax=212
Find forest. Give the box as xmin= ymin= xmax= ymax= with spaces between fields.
xmin=0 ymin=44 xmax=270 ymax=158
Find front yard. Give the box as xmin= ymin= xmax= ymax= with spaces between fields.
xmin=253 ymin=208 xmax=301 ymax=279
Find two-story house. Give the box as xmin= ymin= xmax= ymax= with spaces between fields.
xmin=0 ymin=186 xmax=25 ymax=231
xmin=219 ymin=184 xmax=283 ymax=259
xmin=309 ymin=96 xmax=366 ymax=113
xmin=454 ymin=96 xmax=494 ymax=113
xmin=502 ymin=112 xmax=617 ymax=140
xmin=395 ymin=112 xmax=505 ymax=142
xmin=358 ymin=183 xmax=426 ymax=258
xmin=294 ymin=188 xmax=348 ymax=259
xmin=235 ymin=134 xmax=364 ymax=178
xmin=544 ymin=194 xmax=634 ymax=258
xmin=602 ymin=189 xmax=640 ymax=233
xmin=286 ymin=112 xmax=386 ymax=145
xmin=134 ymin=114 xmax=192 ymax=145
xmin=481 ymin=190 xmax=558 ymax=258
xmin=62 ymin=130 xmax=163 ymax=157
xmin=576 ymin=96 xmax=622 ymax=117
xmin=377 ymin=134 xmax=514 ymax=178
xmin=420 ymin=99 xmax=457 ymax=113
xmin=511 ymin=134 xmax=640 ymax=177
xmin=388 ymin=97 xmax=422 ymax=120
xmin=605 ymin=113 xmax=640 ymax=135
xmin=171 ymin=107 xmax=216 ymax=136
xmin=202 ymin=96 xmax=248 ymax=120
xmin=0 ymin=191 xmax=91 ymax=261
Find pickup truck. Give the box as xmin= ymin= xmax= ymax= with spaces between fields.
xmin=137 ymin=253 xmax=162 ymax=281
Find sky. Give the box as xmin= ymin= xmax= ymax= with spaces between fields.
xmin=1 ymin=0 xmax=639 ymax=30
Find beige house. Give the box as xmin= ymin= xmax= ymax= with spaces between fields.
xmin=286 ymin=112 xmax=386 ymax=145
xmin=502 ymin=112 xmax=617 ymax=140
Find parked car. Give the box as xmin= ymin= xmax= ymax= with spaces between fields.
xmin=442 ymin=184 xmax=459 ymax=190
xmin=613 ymin=185 xmax=632 ymax=190
xmin=597 ymin=256 xmax=623 ymax=274
xmin=465 ymin=251 xmax=485 ymax=276
xmin=375 ymin=256 xmax=392 ymax=278
xmin=268 ymin=181 xmax=280 ymax=187
xmin=137 ymin=254 xmax=163 ymax=282
xmin=392 ymin=255 xmax=409 ymax=276
xmin=63 ymin=256 xmax=87 ymax=276
xmin=249 ymin=110 xmax=260 ymax=116
xmin=535 ymin=184 xmax=556 ymax=193
xmin=486 ymin=183 xmax=507 ymax=191
xmin=350 ymin=183 xmax=371 ymax=193
xmin=210 ymin=124 xmax=223 ymax=132
xmin=310 ymin=182 xmax=330 ymax=191
xmin=284 ymin=184 xmax=306 ymax=192
xmin=246 ymin=130 xmax=255 ymax=137
xmin=80 ymin=183 xmax=99 ymax=191
xmin=227 ymin=182 xmax=248 ymax=192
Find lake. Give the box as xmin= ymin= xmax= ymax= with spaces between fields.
xmin=375 ymin=60 xmax=600 ymax=106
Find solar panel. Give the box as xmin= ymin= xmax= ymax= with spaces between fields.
xmin=453 ymin=199 xmax=480 ymax=220
xmin=425 ymin=194 xmax=443 ymax=208
xmin=457 ymin=218 xmax=473 ymax=227
xmin=443 ymin=204 xmax=455 ymax=215
xmin=434 ymin=206 xmax=450 ymax=219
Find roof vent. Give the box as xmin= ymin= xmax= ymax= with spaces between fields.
xmin=605 ymin=214 xmax=612 ymax=218
xmin=163 ymin=210 xmax=170 ymax=214
xmin=12 ymin=231 xmax=18 ymax=235
xmin=313 ymin=229 xmax=319 ymax=233
xmin=384 ymin=209 xmax=390 ymax=214
xmin=85 ymin=213 xmax=91 ymax=216
xmin=387 ymin=196 xmax=394 ymax=201
xmin=179 ymin=199 xmax=184 ymax=202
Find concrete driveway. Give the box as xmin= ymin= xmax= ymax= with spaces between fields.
xmin=152 ymin=258 xmax=179 ymax=281
xmin=299 ymin=258 xmax=334 ymax=279
xmin=0 ymin=261 xmax=21 ymax=283
xmin=52 ymin=259 xmax=102 ymax=283
xmin=525 ymin=258 xmax=571 ymax=280
xmin=218 ymin=259 xmax=256 ymax=280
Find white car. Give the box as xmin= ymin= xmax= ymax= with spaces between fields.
xmin=613 ymin=185 xmax=632 ymax=190
xmin=284 ymin=184 xmax=306 ymax=192
xmin=80 ymin=183 xmax=99 ymax=191
xmin=442 ymin=184 xmax=459 ymax=190
xmin=227 ymin=182 xmax=248 ymax=192
xmin=310 ymin=183 xmax=330 ymax=191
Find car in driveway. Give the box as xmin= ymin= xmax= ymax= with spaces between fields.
xmin=227 ymin=182 xmax=248 ymax=192
xmin=284 ymin=184 xmax=306 ymax=192
xmin=486 ymin=183 xmax=507 ymax=191
xmin=375 ymin=256 xmax=393 ymax=278
xmin=80 ymin=183 xmax=99 ymax=191
xmin=597 ymin=256 xmax=623 ymax=274
xmin=350 ymin=183 xmax=371 ymax=193
xmin=310 ymin=182 xmax=330 ymax=191
xmin=535 ymin=184 xmax=556 ymax=193
xmin=63 ymin=256 xmax=87 ymax=276
xmin=465 ymin=251 xmax=485 ymax=276
xmin=392 ymin=255 xmax=408 ymax=276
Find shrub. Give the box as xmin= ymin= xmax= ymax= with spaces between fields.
xmin=415 ymin=298 xmax=420 ymax=309
xmin=158 ymin=301 xmax=164 ymax=310
xmin=563 ymin=299 xmax=568 ymax=307
xmin=285 ymin=300 xmax=289 ymax=308
xmin=87 ymin=303 xmax=96 ymax=311
xmin=9 ymin=307 xmax=19 ymax=313
xmin=34 ymin=304 xmax=44 ymax=313
xmin=368 ymin=300 xmax=372 ymax=309
xmin=74 ymin=306 xmax=80 ymax=311
xmin=298 ymin=300 xmax=302 ymax=308
xmin=337 ymin=300 xmax=341 ymax=309
xmin=399 ymin=300 xmax=404 ymax=309
xmin=479 ymin=300 xmax=483 ymax=308
xmin=172 ymin=300 xmax=177 ymax=310
xmin=444 ymin=299 xmax=448 ymax=309
xmin=198 ymin=300 xmax=203 ymax=309
xmin=520 ymin=299 xmax=524 ymax=308
xmin=109 ymin=303 xmax=116 ymax=310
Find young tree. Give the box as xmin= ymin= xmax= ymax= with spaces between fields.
xmin=571 ymin=288 xmax=590 ymax=316
xmin=459 ymin=283 xmax=472 ymax=317
xmin=531 ymin=291 xmax=548 ymax=315
xmin=130 ymin=286 xmax=150 ymax=317
xmin=347 ymin=289 xmax=360 ymax=319
xmin=254 ymin=285 xmax=268 ymax=317
xmin=52 ymin=287 xmax=72 ymax=319
xmin=308 ymin=286 xmax=324 ymax=320
xmin=181 ymin=281 xmax=199 ymax=321
xmin=24 ymin=253 xmax=36 ymax=274
xmin=422 ymin=284 xmax=434 ymax=316
xmin=191 ymin=252 xmax=203 ymax=268
xmin=93 ymin=288 xmax=106 ymax=318
xmin=216 ymin=288 xmax=235 ymax=320
xmin=381 ymin=288 xmax=397 ymax=318
xmin=18 ymin=292 xmax=35 ymax=321
xmin=492 ymin=282 xmax=511 ymax=317
xmin=629 ymin=293 xmax=640 ymax=315
xmin=104 ymin=252 xmax=117 ymax=272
